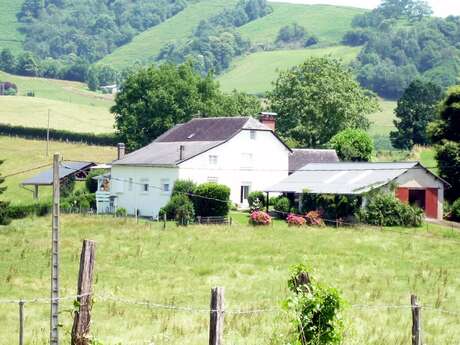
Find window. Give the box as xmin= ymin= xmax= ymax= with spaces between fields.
xmin=209 ymin=155 xmax=218 ymax=165
xmin=208 ymin=177 xmax=218 ymax=183
xmin=128 ymin=178 xmax=133 ymax=191
xmin=140 ymin=179 xmax=149 ymax=193
xmin=161 ymin=179 xmax=170 ymax=193
xmin=241 ymin=153 xmax=253 ymax=169
xmin=250 ymin=130 xmax=257 ymax=140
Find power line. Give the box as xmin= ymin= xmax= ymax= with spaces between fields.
xmin=3 ymin=162 xmax=52 ymax=178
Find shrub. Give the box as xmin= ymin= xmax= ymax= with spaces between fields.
xmin=287 ymin=214 xmax=306 ymax=227
xmin=115 ymin=208 xmax=127 ymax=217
xmin=450 ymin=198 xmax=460 ymax=221
xmin=85 ymin=170 xmax=103 ymax=193
xmin=0 ymin=200 xmax=11 ymax=225
xmin=285 ymin=264 xmax=344 ymax=345
xmin=172 ymin=179 xmax=196 ymax=197
xmin=274 ymin=196 xmax=290 ymax=214
xmin=193 ymin=182 xmax=230 ymax=217
xmin=329 ymin=128 xmax=374 ymax=162
xmin=63 ymin=190 xmax=95 ymax=211
xmin=305 ymin=210 xmax=325 ymax=226
xmin=160 ymin=194 xmax=195 ymax=226
xmin=249 ymin=211 xmax=272 ymax=226
xmin=359 ymin=191 xmax=424 ymax=227
xmin=301 ymin=194 xmax=361 ymax=220
xmin=7 ymin=200 xmax=52 ymax=219
xmin=248 ymin=191 xmax=266 ymax=211
xmin=60 ymin=175 xmax=76 ymax=198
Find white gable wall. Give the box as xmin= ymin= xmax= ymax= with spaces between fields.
xmin=179 ymin=129 xmax=290 ymax=207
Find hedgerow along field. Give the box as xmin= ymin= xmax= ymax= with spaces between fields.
xmin=0 ymin=136 xmax=116 ymax=203
xmin=0 ymin=214 xmax=458 ymax=344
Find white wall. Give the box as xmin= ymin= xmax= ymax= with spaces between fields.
xmin=110 ymin=165 xmax=178 ymax=217
xmin=178 ymin=129 xmax=290 ymax=206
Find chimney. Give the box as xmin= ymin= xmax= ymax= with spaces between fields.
xmin=179 ymin=145 xmax=185 ymax=161
xmin=259 ymin=112 xmax=277 ymax=131
xmin=117 ymin=143 xmax=125 ymax=160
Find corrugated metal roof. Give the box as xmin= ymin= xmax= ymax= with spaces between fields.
xmin=266 ymin=162 xmax=420 ymax=195
xmin=289 ymin=149 xmax=339 ymax=173
xmin=22 ymin=161 xmax=94 ymax=186
xmin=113 ymin=141 xmax=222 ymax=166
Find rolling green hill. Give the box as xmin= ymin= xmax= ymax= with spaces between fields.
xmin=238 ymin=3 xmax=366 ymax=45
xmin=0 ymin=1 xmax=24 ymax=53
xmin=218 ymin=45 xmax=361 ymax=94
xmin=99 ymin=0 xmax=239 ymax=68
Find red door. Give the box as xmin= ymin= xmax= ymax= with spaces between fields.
xmin=425 ymin=188 xmax=438 ymax=219
xmin=396 ymin=188 xmax=409 ymax=204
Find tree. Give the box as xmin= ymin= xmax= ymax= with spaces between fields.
xmin=268 ymin=57 xmax=378 ymax=147
xmin=86 ymin=68 xmax=100 ymax=91
xmin=0 ymin=49 xmax=16 ymax=73
xmin=429 ymin=85 xmax=460 ymax=201
xmin=112 ymin=63 xmax=259 ymax=150
xmin=329 ymin=129 xmax=374 ymax=162
xmin=16 ymin=52 xmax=39 ymax=76
xmin=0 ymin=160 xmax=11 ymax=225
xmin=390 ymin=80 xmax=443 ymax=149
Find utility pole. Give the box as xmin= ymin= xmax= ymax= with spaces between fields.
xmin=46 ymin=109 xmax=50 ymax=157
xmin=50 ymin=153 xmax=60 ymax=345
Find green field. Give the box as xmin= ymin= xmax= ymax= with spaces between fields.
xmin=0 ymin=1 xmax=24 ymax=53
xmin=0 ymin=214 xmax=458 ymax=344
xmin=218 ymin=45 xmax=361 ymax=94
xmin=99 ymin=0 xmax=238 ymax=68
xmin=238 ymin=3 xmax=366 ymax=45
xmin=0 ymin=136 xmax=116 ymax=203
xmin=0 ymin=71 xmax=114 ymax=133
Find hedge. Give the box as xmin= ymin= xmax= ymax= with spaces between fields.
xmin=0 ymin=123 xmax=119 ymax=146
xmin=7 ymin=200 xmax=52 ymax=219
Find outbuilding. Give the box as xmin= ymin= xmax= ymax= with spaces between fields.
xmin=266 ymin=162 xmax=449 ymax=220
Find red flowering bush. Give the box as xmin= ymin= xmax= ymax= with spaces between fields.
xmin=305 ymin=211 xmax=325 ymax=226
xmin=287 ymin=213 xmax=306 ymax=227
xmin=250 ymin=211 xmax=272 ymax=226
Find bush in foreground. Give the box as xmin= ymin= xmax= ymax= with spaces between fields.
xmin=250 ymin=211 xmax=272 ymax=226
xmin=287 ymin=214 xmax=306 ymax=227
xmin=248 ymin=191 xmax=266 ymax=211
xmin=451 ymin=198 xmax=460 ymax=221
xmin=274 ymin=196 xmax=291 ymax=214
xmin=193 ymin=182 xmax=230 ymax=217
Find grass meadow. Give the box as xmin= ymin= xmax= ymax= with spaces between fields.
xmin=0 ymin=136 xmax=116 ymax=203
xmin=0 ymin=214 xmax=459 ymax=344
xmin=0 ymin=0 xmax=24 ymax=54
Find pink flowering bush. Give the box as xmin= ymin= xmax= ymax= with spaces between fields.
xmin=250 ymin=211 xmax=272 ymax=226
xmin=305 ymin=211 xmax=325 ymax=226
xmin=287 ymin=214 xmax=306 ymax=227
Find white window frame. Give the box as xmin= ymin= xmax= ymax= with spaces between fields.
xmin=140 ymin=178 xmax=149 ymax=194
xmin=161 ymin=178 xmax=171 ymax=194
xmin=209 ymin=155 xmax=218 ymax=166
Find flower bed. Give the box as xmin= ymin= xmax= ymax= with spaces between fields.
xmin=250 ymin=211 xmax=272 ymax=226
xmin=287 ymin=214 xmax=306 ymax=227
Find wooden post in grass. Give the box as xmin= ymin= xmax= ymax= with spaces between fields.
xmin=71 ymin=240 xmax=96 ymax=345
xmin=50 ymin=153 xmax=60 ymax=345
xmin=19 ymin=300 xmax=24 ymax=345
xmin=209 ymin=287 xmax=224 ymax=345
xmin=411 ymin=295 xmax=422 ymax=345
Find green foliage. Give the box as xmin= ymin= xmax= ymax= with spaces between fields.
xmin=342 ymin=28 xmax=371 ymax=46
xmin=248 ymin=191 xmax=266 ymax=210
xmin=6 ymin=200 xmax=52 ymax=220
xmin=161 ymin=194 xmax=195 ymax=226
xmin=0 ymin=160 xmax=10 ymax=225
xmin=286 ymin=265 xmax=344 ymax=345
xmin=391 ymin=80 xmax=444 ymax=149
xmin=451 ymin=198 xmax=460 ymax=221
xmin=193 ymin=182 xmax=230 ymax=217
xmin=115 ymin=208 xmax=127 ymax=218
xmin=275 ymin=23 xmax=319 ymax=48
xmin=329 ymin=129 xmax=374 ymax=162
xmin=359 ymin=191 xmax=424 ymax=227
xmin=0 ymin=123 xmax=119 ymax=146
xmin=269 ymin=57 xmax=378 ymax=147
xmin=85 ymin=170 xmax=103 ymax=194
xmin=172 ymin=180 xmax=197 ymax=198
xmin=112 ymin=63 xmax=259 ymax=150
xmin=63 ymin=190 xmax=96 ymax=210
xmin=60 ymin=175 xmax=75 ymax=198
xmin=274 ymin=196 xmax=291 ymax=214
xmin=301 ymin=194 xmax=361 ymax=220
xmin=429 ymin=86 xmax=460 ymax=201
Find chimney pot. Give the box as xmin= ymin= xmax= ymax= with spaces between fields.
xmin=259 ymin=112 xmax=277 ymax=131
xmin=179 ymin=145 xmax=185 ymax=161
xmin=117 ymin=143 xmax=126 ymax=160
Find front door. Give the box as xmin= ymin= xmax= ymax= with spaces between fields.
xmin=240 ymin=185 xmax=250 ymax=204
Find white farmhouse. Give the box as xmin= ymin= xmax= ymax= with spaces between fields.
xmin=109 ymin=115 xmax=292 ymax=217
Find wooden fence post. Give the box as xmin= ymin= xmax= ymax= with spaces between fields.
xmin=19 ymin=300 xmax=24 ymax=345
xmin=71 ymin=240 xmax=96 ymax=345
xmin=209 ymin=287 xmax=224 ymax=345
xmin=411 ymin=294 xmax=422 ymax=345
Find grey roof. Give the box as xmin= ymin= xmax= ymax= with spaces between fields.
xmin=289 ymin=149 xmax=339 ymax=173
xmin=266 ymin=162 xmax=424 ymax=195
xmin=22 ymin=161 xmax=94 ymax=186
xmin=113 ymin=117 xmax=286 ymax=166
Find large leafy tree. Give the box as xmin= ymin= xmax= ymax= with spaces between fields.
xmin=268 ymin=57 xmax=378 ymax=148
xmin=112 ymin=63 xmax=261 ymax=150
xmin=0 ymin=160 xmax=11 ymax=226
xmin=390 ymin=80 xmax=443 ymax=149
xmin=429 ymin=86 xmax=460 ymax=201
xmin=329 ymin=129 xmax=374 ymax=162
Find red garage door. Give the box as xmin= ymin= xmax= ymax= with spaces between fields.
xmin=425 ymin=188 xmax=438 ymax=219
xmin=396 ymin=188 xmax=409 ymax=203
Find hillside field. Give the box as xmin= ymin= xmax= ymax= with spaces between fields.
xmin=0 ymin=1 xmax=24 ymax=53
xmin=218 ymin=45 xmax=361 ymax=94
xmin=238 ymin=3 xmax=366 ymax=45
xmin=0 ymin=136 xmax=116 ymax=203
xmin=0 ymin=215 xmax=458 ymax=344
